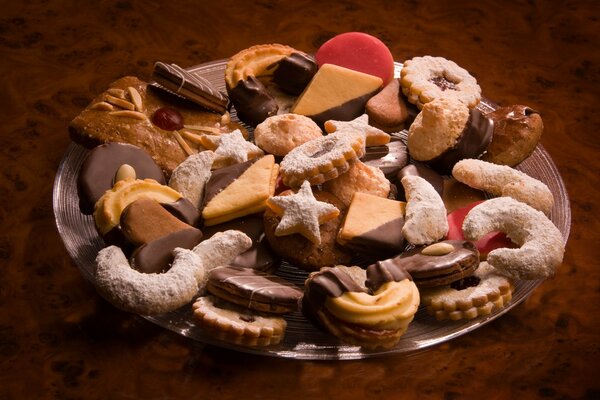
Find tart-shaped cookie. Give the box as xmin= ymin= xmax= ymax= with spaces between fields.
xmin=407 ymin=97 xmax=493 ymax=174
xmin=303 ymin=264 xmax=419 ymax=349
xmin=225 ymin=44 xmax=317 ymax=126
xmin=192 ymin=295 xmax=287 ymax=347
xmin=420 ymin=262 xmax=514 ymax=321
xmin=400 ymin=56 xmax=481 ymax=109
xmin=337 ymin=192 xmax=406 ymax=257
xmin=69 ymin=76 xmax=244 ymax=176
xmin=291 ymin=64 xmax=383 ymax=128
xmin=482 ymin=105 xmax=544 ymax=167
xmin=202 ymin=155 xmax=279 ymax=226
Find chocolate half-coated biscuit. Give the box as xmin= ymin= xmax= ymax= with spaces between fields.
xmin=382 ymin=240 xmax=480 ymax=288
xmin=77 ymin=142 xmax=165 ymax=214
xmin=361 ymin=139 xmax=408 ymax=179
xmin=272 ymin=52 xmax=318 ymax=96
xmin=202 ymin=214 xmax=280 ymax=272
xmin=130 ymin=228 xmax=203 ymax=274
xmin=207 ymin=266 xmax=303 ymax=314
xmin=427 ymin=108 xmax=494 ymax=174
xmin=228 ymin=76 xmax=279 ymax=127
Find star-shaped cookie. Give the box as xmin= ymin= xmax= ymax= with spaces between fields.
xmin=266 ymin=181 xmax=340 ymax=244
xmin=324 ymin=114 xmax=390 ymax=147
xmin=205 ymin=129 xmax=264 ymax=167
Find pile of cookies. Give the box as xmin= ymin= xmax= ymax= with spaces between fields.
xmin=68 ymin=31 xmax=565 ymax=350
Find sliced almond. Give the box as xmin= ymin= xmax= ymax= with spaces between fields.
xmin=172 ymin=131 xmax=195 ymax=156
xmin=183 ymin=124 xmax=222 ymax=134
xmin=421 ymin=242 xmax=455 ymax=256
xmin=107 ymin=88 xmax=126 ymax=99
xmin=180 ymin=130 xmax=205 ymax=145
xmin=109 ymin=110 xmax=147 ymax=120
xmin=90 ymin=101 xmax=114 ymax=111
xmin=127 ymin=86 xmax=143 ymax=112
xmin=220 ymin=111 xmax=231 ymax=125
xmin=106 ymin=95 xmax=135 ymax=111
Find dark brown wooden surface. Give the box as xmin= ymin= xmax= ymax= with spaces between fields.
xmin=0 ymin=0 xmax=598 ymax=398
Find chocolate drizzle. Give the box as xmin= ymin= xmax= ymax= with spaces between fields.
xmin=427 ymin=108 xmax=494 ymax=174
xmin=272 ymin=53 xmax=318 ymax=96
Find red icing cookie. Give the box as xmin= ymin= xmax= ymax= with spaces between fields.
xmin=447 ymin=200 xmax=515 ymax=259
xmin=315 ymin=32 xmax=395 ymax=85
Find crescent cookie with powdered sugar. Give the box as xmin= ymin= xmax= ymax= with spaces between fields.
xmin=452 ymin=159 xmax=554 ymax=215
xmin=95 ymin=230 xmax=252 ymax=315
xmin=462 ymin=197 xmax=564 ymax=280
xmin=401 ymin=175 xmax=448 ymax=245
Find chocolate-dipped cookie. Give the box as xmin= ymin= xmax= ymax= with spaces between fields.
xmin=407 ymin=97 xmax=493 ymax=174
xmin=361 ymin=139 xmax=409 ymax=179
xmin=206 ymin=265 xmax=303 ymax=314
xmin=376 ymin=240 xmax=480 ymax=288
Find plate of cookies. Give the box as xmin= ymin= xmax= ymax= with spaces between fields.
xmin=54 ymin=32 xmax=570 ymax=359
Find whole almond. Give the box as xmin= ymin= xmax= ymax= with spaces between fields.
xmin=114 ymin=164 xmax=136 ymax=183
xmin=421 ymin=242 xmax=455 ymax=256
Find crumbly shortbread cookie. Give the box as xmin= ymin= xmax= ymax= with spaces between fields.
xmin=452 ymin=159 xmax=554 ymax=215
xmin=192 ymin=295 xmax=287 ymax=346
xmin=279 ymin=131 xmax=366 ymax=187
xmin=401 ymin=175 xmax=449 ymax=245
xmin=323 ymin=160 xmax=390 ymax=207
xmin=254 ymin=114 xmax=323 ymax=156
xmin=266 ymin=181 xmax=340 ymax=244
xmin=95 ymin=246 xmax=202 ymax=315
xmin=168 ymin=150 xmax=215 ymax=209
xmin=400 ymin=56 xmax=481 ymax=109
xmin=421 ymin=262 xmax=514 ymax=321
xmin=324 ymin=114 xmax=390 ymax=147
xmin=462 ymin=197 xmax=565 ymax=280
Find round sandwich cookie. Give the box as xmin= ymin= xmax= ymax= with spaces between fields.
xmin=388 ymin=240 xmax=480 ymax=288
xmin=206 ymin=265 xmax=303 ymax=314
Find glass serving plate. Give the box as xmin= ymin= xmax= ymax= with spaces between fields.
xmin=53 ymin=61 xmax=571 ymax=360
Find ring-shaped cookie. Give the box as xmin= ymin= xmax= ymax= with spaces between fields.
xmin=280 ymin=131 xmax=366 ymax=187
xmin=400 ymin=56 xmax=481 ymax=109
xmin=94 ymin=230 xmax=252 ymax=315
xmin=462 ymin=197 xmax=565 ymax=280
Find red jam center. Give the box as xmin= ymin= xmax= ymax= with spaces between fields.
xmin=151 ymin=107 xmax=184 ymax=131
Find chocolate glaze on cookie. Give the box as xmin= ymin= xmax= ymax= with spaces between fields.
xmin=202 ymin=158 xmax=260 ymax=208
xmin=229 ymin=76 xmax=278 ymax=126
xmin=272 ymin=53 xmax=318 ymax=96
xmin=77 ymin=142 xmax=165 ymax=214
xmin=202 ymin=215 xmax=280 ymax=272
xmin=309 ymin=90 xmax=380 ymax=129
xmin=346 ymin=217 xmax=405 ymax=258
xmin=361 ymin=139 xmax=408 ymax=179
xmin=427 ymin=108 xmax=494 ymax=174
xmin=366 ymin=258 xmax=413 ymax=292
xmin=161 ymin=197 xmax=201 ymax=227
xmin=130 ymin=227 xmax=203 ymax=274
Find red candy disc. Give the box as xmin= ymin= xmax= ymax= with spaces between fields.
xmin=447 ymin=200 xmax=515 ymax=259
xmin=315 ymin=32 xmax=395 ymax=85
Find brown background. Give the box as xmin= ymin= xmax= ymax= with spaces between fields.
xmin=0 ymin=0 xmax=599 ymax=398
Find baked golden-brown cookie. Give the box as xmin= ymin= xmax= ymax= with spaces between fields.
xmin=69 ymin=76 xmax=244 ymax=176
xmin=254 ymin=113 xmax=323 ymax=156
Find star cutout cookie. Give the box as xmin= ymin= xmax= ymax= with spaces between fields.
xmin=266 ymin=181 xmax=340 ymax=244
xmin=203 ymin=129 xmax=264 ymax=167
xmin=324 ymin=114 xmax=390 ymax=147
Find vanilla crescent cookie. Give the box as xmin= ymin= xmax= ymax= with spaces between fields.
xmin=401 ymin=175 xmax=448 ymax=245
xmin=400 ymin=56 xmax=481 ymax=109
xmin=279 ymin=131 xmax=366 ymax=187
xmin=94 ymin=230 xmax=252 ymax=315
xmin=462 ymin=197 xmax=565 ymax=280
xmin=420 ymin=262 xmax=514 ymax=321
xmin=192 ymin=295 xmax=287 ymax=346
xmin=168 ymin=150 xmax=215 ymax=209
xmin=452 ymin=159 xmax=554 ymax=215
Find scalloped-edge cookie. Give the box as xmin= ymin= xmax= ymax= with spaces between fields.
xmin=420 ymin=262 xmax=514 ymax=321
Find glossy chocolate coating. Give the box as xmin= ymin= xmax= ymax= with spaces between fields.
xmin=365 ymin=258 xmax=412 ymax=292
xmin=304 ymin=268 xmax=365 ymax=312
xmin=361 ymin=139 xmax=408 ymax=179
xmin=77 ymin=142 xmax=165 ymax=214
xmin=396 ymin=163 xmax=444 ymax=201
xmin=427 ymin=108 xmax=494 ymax=174
xmin=208 ymin=265 xmax=303 ymax=306
xmin=396 ymin=240 xmax=480 ymax=287
xmin=346 ymin=217 xmax=405 ymax=257
xmin=229 ymin=75 xmax=278 ymax=126
xmin=161 ymin=197 xmax=200 ymax=227
xmin=202 ymin=158 xmax=257 ymax=207
xmin=272 ymin=53 xmax=318 ymax=96
xmin=202 ymin=215 xmax=280 ymax=272
xmin=309 ymin=89 xmax=380 ymax=129
xmin=130 ymin=228 xmax=203 ymax=274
